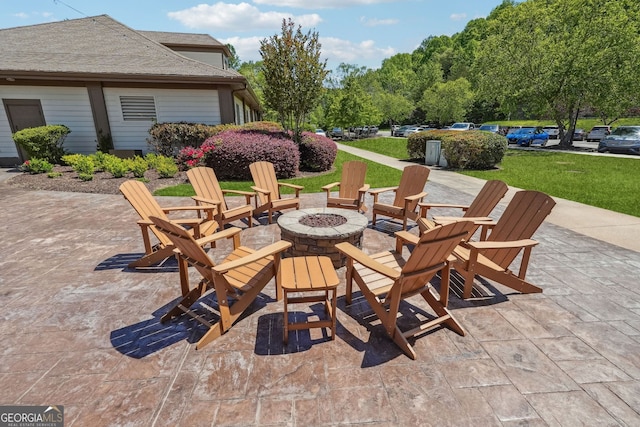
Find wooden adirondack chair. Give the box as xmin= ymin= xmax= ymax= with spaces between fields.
xmin=119 ymin=180 xmax=218 ymax=269
xmin=187 ymin=166 xmax=255 ymax=228
xmin=321 ymin=160 xmax=370 ymax=212
xmin=150 ymin=216 xmax=292 ymax=350
xmin=418 ymin=180 xmax=509 ymax=240
xmin=249 ymin=161 xmax=304 ymax=224
xmin=336 ymin=220 xmax=474 ymax=359
xmin=450 ymin=190 xmax=556 ymax=299
xmin=370 ymin=164 xmax=430 ymax=230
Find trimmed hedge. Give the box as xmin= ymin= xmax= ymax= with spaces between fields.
xmin=202 ymin=129 xmax=300 ymax=180
xmin=407 ymin=130 xmax=507 ymax=170
xmin=147 ymin=122 xmax=236 ymax=156
xmin=299 ymin=132 xmax=338 ymax=172
xmin=12 ymin=124 xmax=70 ymax=163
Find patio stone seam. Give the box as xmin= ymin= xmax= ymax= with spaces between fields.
xmin=149 ymin=341 xmax=192 ymax=427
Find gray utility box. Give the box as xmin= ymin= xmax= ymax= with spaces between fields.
xmin=425 ymin=140 xmax=441 ymax=166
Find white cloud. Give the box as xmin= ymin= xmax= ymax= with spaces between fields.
xmin=168 ymin=2 xmax=322 ymax=31
xmin=450 ymin=13 xmax=467 ymax=21
xmin=253 ymin=0 xmax=399 ymax=8
xmin=319 ymin=36 xmax=395 ymax=66
xmin=360 ymin=16 xmax=399 ymax=27
xmin=219 ymin=36 xmax=265 ymax=62
xmin=220 ymin=35 xmax=395 ymax=68
xmin=13 ymin=12 xmax=29 ymax=19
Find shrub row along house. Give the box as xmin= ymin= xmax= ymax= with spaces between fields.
xmin=0 ymin=15 xmax=261 ymax=166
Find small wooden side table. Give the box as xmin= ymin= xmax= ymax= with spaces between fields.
xmin=278 ymin=256 xmax=340 ymax=344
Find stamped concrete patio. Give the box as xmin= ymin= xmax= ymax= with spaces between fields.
xmin=1 ymin=167 xmax=640 ymax=426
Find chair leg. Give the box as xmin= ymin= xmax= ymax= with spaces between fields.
xmin=128 ymin=246 xmax=175 ymax=268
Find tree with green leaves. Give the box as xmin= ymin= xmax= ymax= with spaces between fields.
xmin=225 ymin=43 xmax=241 ymax=69
xmin=259 ymin=19 xmax=328 ymax=142
xmin=420 ymin=78 xmax=474 ymax=126
xmin=474 ymin=0 xmax=640 ymax=147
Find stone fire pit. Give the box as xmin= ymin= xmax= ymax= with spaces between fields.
xmin=277 ymin=208 xmax=368 ymax=268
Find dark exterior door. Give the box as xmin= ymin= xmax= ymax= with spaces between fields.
xmin=3 ymin=99 xmax=46 ymax=162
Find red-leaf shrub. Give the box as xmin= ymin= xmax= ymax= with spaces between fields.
xmin=299 ymin=132 xmax=338 ymax=172
xmin=203 ymin=130 xmax=299 ymax=180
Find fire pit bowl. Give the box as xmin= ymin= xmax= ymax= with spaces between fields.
xmin=277 ymin=208 xmax=368 ymax=268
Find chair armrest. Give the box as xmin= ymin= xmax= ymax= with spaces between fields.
xmin=162 ymin=205 xmax=214 ymax=213
xmin=433 ymin=216 xmax=494 ymax=224
xmin=322 ymin=182 xmax=340 ymax=191
xmin=251 ymin=186 xmax=271 ymax=195
xmin=278 ymin=182 xmax=304 ymax=190
xmin=335 ymin=242 xmax=401 ymax=280
xmin=419 ymin=202 xmax=470 ymax=210
xmin=221 ymin=189 xmax=256 ymax=197
xmin=359 ymin=184 xmax=371 ymax=193
xmin=213 ymin=240 xmax=292 ymax=274
xmin=194 ymin=227 xmax=242 ymax=246
xmin=405 ymin=191 xmax=427 ymax=202
xmin=467 ymin=239 xmax=538 ymax=250
xmin=369 ymin=186 xmax=397 ymax=195
xmin=395 ymin=230 xmax=419 ymax=246
xmin=191 ymin=196 xmax=222 ymax=209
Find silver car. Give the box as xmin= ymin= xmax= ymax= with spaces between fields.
xmin=587 ymin=125 xmax=612 ymax=142
xmin=598 ymin=126 xmax=640 ymax=155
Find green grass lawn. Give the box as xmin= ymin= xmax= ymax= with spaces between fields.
xmin=460 ymin=150 xmax=640 ymax=217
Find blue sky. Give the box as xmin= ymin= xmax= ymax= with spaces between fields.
xmin=1 ymin=0 xmax=506 ymax=70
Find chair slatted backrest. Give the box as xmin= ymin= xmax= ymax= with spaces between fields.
xmin=119 ymin=180 xmax=171 ymax=246
xmin=250 ymin=161 xmax=280 ymax=206
xmin=484 ymin=190 xmax=556 ymax=268
xmin=187 ymin=167 xmax=227 ymax=211
xmin=392 ymin=165 xmax=430 ymax=210
xmin=339 ymin=161 xmax=367 ymax=199
xmin=465 ymin=180 xmax=509 ymax=218
xmin=400 ymin=221 xmax=474 ymax=294
xmin=150 ymin=215 xmax=215 ymax=280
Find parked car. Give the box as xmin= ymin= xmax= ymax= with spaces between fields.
xmin=328 ymin=127 xmax=343 ymax=139
xmin=542 ymin=125 xmax=560 ymax=139
xmin=449 ymin=122 xmax=476 ymax=131
xmin=597 ymin=126 xmax=640 ymax=155
xmin=506 ymin=127 xmax=549 ymax=146
xmin=573 ymin=128 xmax=586 ymax=141
xmin=315 ymin=129 xmax=326 ymax=136
xmin=478 ymin=124 xmax=500 ymax=133
xmin=393 ymin=125 xmax=413 ymax=137
xmin=404 ymin=126 xmax=434 ymax=136
xmin=587 ymin=125 xmax=612 ymax=142
xmin=402 ymin=126 xmax=424 ymax=136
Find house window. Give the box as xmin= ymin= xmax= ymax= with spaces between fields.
xmin=120 ymin=96 xmax=156 ymax=121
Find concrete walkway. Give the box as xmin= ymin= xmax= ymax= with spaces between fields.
xmin=1 ymin=154 xmax=640 ymax=426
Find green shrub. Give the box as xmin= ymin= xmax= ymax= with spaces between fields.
xmin=155 ymin=156 xmax=178 ymax=178
xmin=144 ymin=152 xmax=160 ymax=169
xmin=126 ymin=156 xmax=148 ymax=178
xmin=103 ymin=155 xmax=128 ymax=178
xmin=61 ymin=154 xmax=84 ymax=168
xmin=48 ymin=172 xmax=63 ymax=178
xmin=70 ymin=156 xmax=95 ymax=181
xmin=19 ymin=158 xmax=54 ymax=174
xmin=407 ymin=130 xmax=507 ymax=169
xmin=90 ymin=151 xmax=109 ymax=171
xmin=12 ymin=125 xmax=70 ymax=163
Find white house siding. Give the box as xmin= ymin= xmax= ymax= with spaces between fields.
xmin=103 ymin=88 xmax=220 ymax=152
xmin=0 ymin=85 xmax=97 ymax=158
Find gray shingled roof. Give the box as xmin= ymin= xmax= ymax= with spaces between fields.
xmin=0 ymin=15 xmax=244 ymax=82
xmin=139 ymin=30 xmax=226 ymax=48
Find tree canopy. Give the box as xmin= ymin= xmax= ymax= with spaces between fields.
xmin=259 ymin=18 xmax=328 ymax=142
